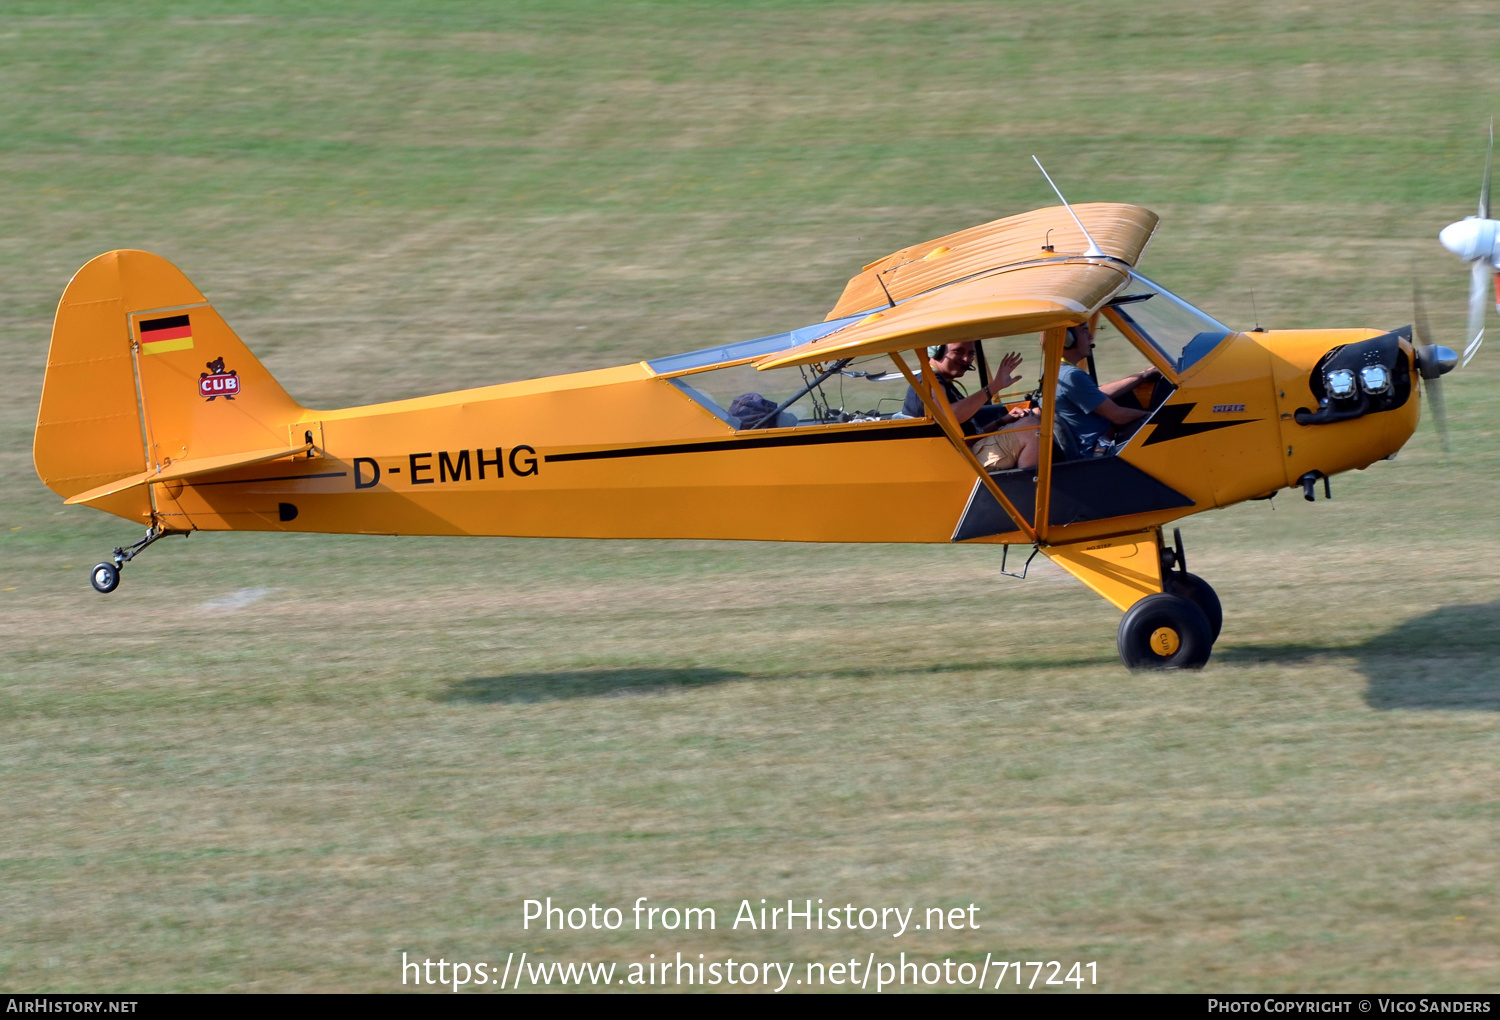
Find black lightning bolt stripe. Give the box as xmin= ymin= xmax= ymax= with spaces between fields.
xmin=1141 ymin=402 xmax=1259 ymax=446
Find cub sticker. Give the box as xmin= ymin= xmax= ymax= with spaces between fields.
xmin=199 ymin=357 xmax=241 ymax=400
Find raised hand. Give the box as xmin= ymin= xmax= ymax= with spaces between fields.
xmin=995 ymin=350 xmax=1025 ymax=391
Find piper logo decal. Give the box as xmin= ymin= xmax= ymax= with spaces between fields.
xmin=199 ymin=356 xmax=241 ymax=400
xmin=1212 ymin=403 xmax=1247 ymax=414
xmin=1142 ymin=402 xmax=1258 ymax=446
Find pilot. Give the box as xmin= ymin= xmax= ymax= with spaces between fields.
xmin=1051 ymin=323 xmax=1160 ymax=459
xmin=901 ymin=341 xmax=1039 ymax=470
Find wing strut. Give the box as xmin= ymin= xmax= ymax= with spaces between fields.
xmin=1034 ymin=325 xmax=1065 ymax=540
xmin=887 ymin=350 xmax=1037 ymax=544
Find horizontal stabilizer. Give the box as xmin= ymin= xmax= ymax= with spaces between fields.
xmin=63 ymin=443 xmax=313 ymax=505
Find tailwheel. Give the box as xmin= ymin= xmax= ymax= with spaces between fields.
xmin=90 ymin=562 xmax=120 ymax=594
xmin=1166 ymin=571 xmax=1222 ymax=642
xmin=86 ymin=524 xmax=183 ymax=594
xmin=1118 ymin=593 xmax=1213 ymax=670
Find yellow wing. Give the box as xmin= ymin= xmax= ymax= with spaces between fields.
xmin=825 ymin=202 xmax=1158 ymax=320
xmin=755 ymin=258 xmax=1129 ymax=371
xmin=755 ymin=202 xmax=1157 ymax=371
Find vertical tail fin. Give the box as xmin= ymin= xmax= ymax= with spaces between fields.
xmin=33 ymin=249 xmax=307 ymax=522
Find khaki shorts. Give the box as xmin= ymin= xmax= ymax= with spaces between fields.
xmin=972 ymin=428 xmax=1024 ymax=471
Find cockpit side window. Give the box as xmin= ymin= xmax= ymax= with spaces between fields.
xmin=667 ymin=355 xmax=915 ymax=429
xmin=645 ymin=313 xmax=867 ymax=375
xmin=650 ymin=312 xmax=931 ymax=429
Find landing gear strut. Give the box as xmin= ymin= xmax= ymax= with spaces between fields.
xmin=89 ymin=524 xmax=182 ymax=594
xmin=1167 ymin=571 xmax=1222 ymax=642
xmin=1117 ymin=528 xmax=1222 ymax=669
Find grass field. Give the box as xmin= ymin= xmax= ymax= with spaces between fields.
xmin=3 ymin=0 xmax=1500 ymax=993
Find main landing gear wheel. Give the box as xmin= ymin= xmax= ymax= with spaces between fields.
xmin=1118 ymin=593 xmax=1213 ymax=670
xmin=1166 ymin=571 xmax=1222 ymax=643
xmin=90 ymin=562 xmax=120 ymax=594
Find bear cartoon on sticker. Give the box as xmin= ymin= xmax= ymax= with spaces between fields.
xmin=199 ymin=357 xmax=241 ymax=400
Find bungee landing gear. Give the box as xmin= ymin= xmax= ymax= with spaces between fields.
xmin=1117 ymin=528 xmax=1221 ymax=670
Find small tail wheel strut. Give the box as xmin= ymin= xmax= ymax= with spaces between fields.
xmin=87 ymin=524 xmax=183 ymax=594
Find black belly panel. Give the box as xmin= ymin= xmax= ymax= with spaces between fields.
xmin=951 ymin=457 xmax=1196 ymax=542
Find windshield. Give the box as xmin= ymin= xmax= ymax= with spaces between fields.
xmin=1107 ymin=272 xmax=1232 ymax=372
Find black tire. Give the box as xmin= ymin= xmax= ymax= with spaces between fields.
xmin=90 ymin=562 xmax=120 ymax=594
xmin=1118 ymin=593 xmax=1212 ymax=670
xmin=1166 ymin=571 xmax=1222 ymax=643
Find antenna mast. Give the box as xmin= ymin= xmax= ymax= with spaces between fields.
xmin=1032 ymin=156 xmax=1105 ymax=258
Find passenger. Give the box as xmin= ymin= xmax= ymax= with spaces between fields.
xmin=902 ymin=341 xmax=1040 ymax=470
xmin=1052 ymin=324 xmax=1160 ymax=460
xmin=902 ymin=342 xmax=1013 ymax=433
xmin=728 ymin=392 xmax=796 ymax=429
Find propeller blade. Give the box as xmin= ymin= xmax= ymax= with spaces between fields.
xmin=1482 ymin=118 xmax=1493 ymax=221
xmin=1412 ymin=276 xmax=1458 ymax=376
xmin=1464 ymin=259 xmax=1491 ymax=366
xmin=1426 ymin=375 xmax=1450 ymax=454
xmin=1413 ymin=277 xmax=1434 ymax=351
xmin=1412 ymin=279 xmax=1451 ymax=453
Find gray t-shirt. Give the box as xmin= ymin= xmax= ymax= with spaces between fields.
xmin=1053 ymin=363 xmax=1109 ymax=460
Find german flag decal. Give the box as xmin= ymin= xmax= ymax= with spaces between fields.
xmin=139 ymin=314 xmax=194 ymax=355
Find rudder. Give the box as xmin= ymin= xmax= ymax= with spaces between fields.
xmin=34 ymin=250 xmax=307 ymax=522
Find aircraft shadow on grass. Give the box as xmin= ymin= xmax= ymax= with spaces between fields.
xmin=443 ymin=656 xmax=1119 ymax=705
xmin=1216 ymin=601 xmax=1500 ymax=711
xmin=444 ymin=668 xmax=750 ymax=704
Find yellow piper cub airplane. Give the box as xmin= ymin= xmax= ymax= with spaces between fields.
xmin=33 ymin=197 xmax=1459 ymax=669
